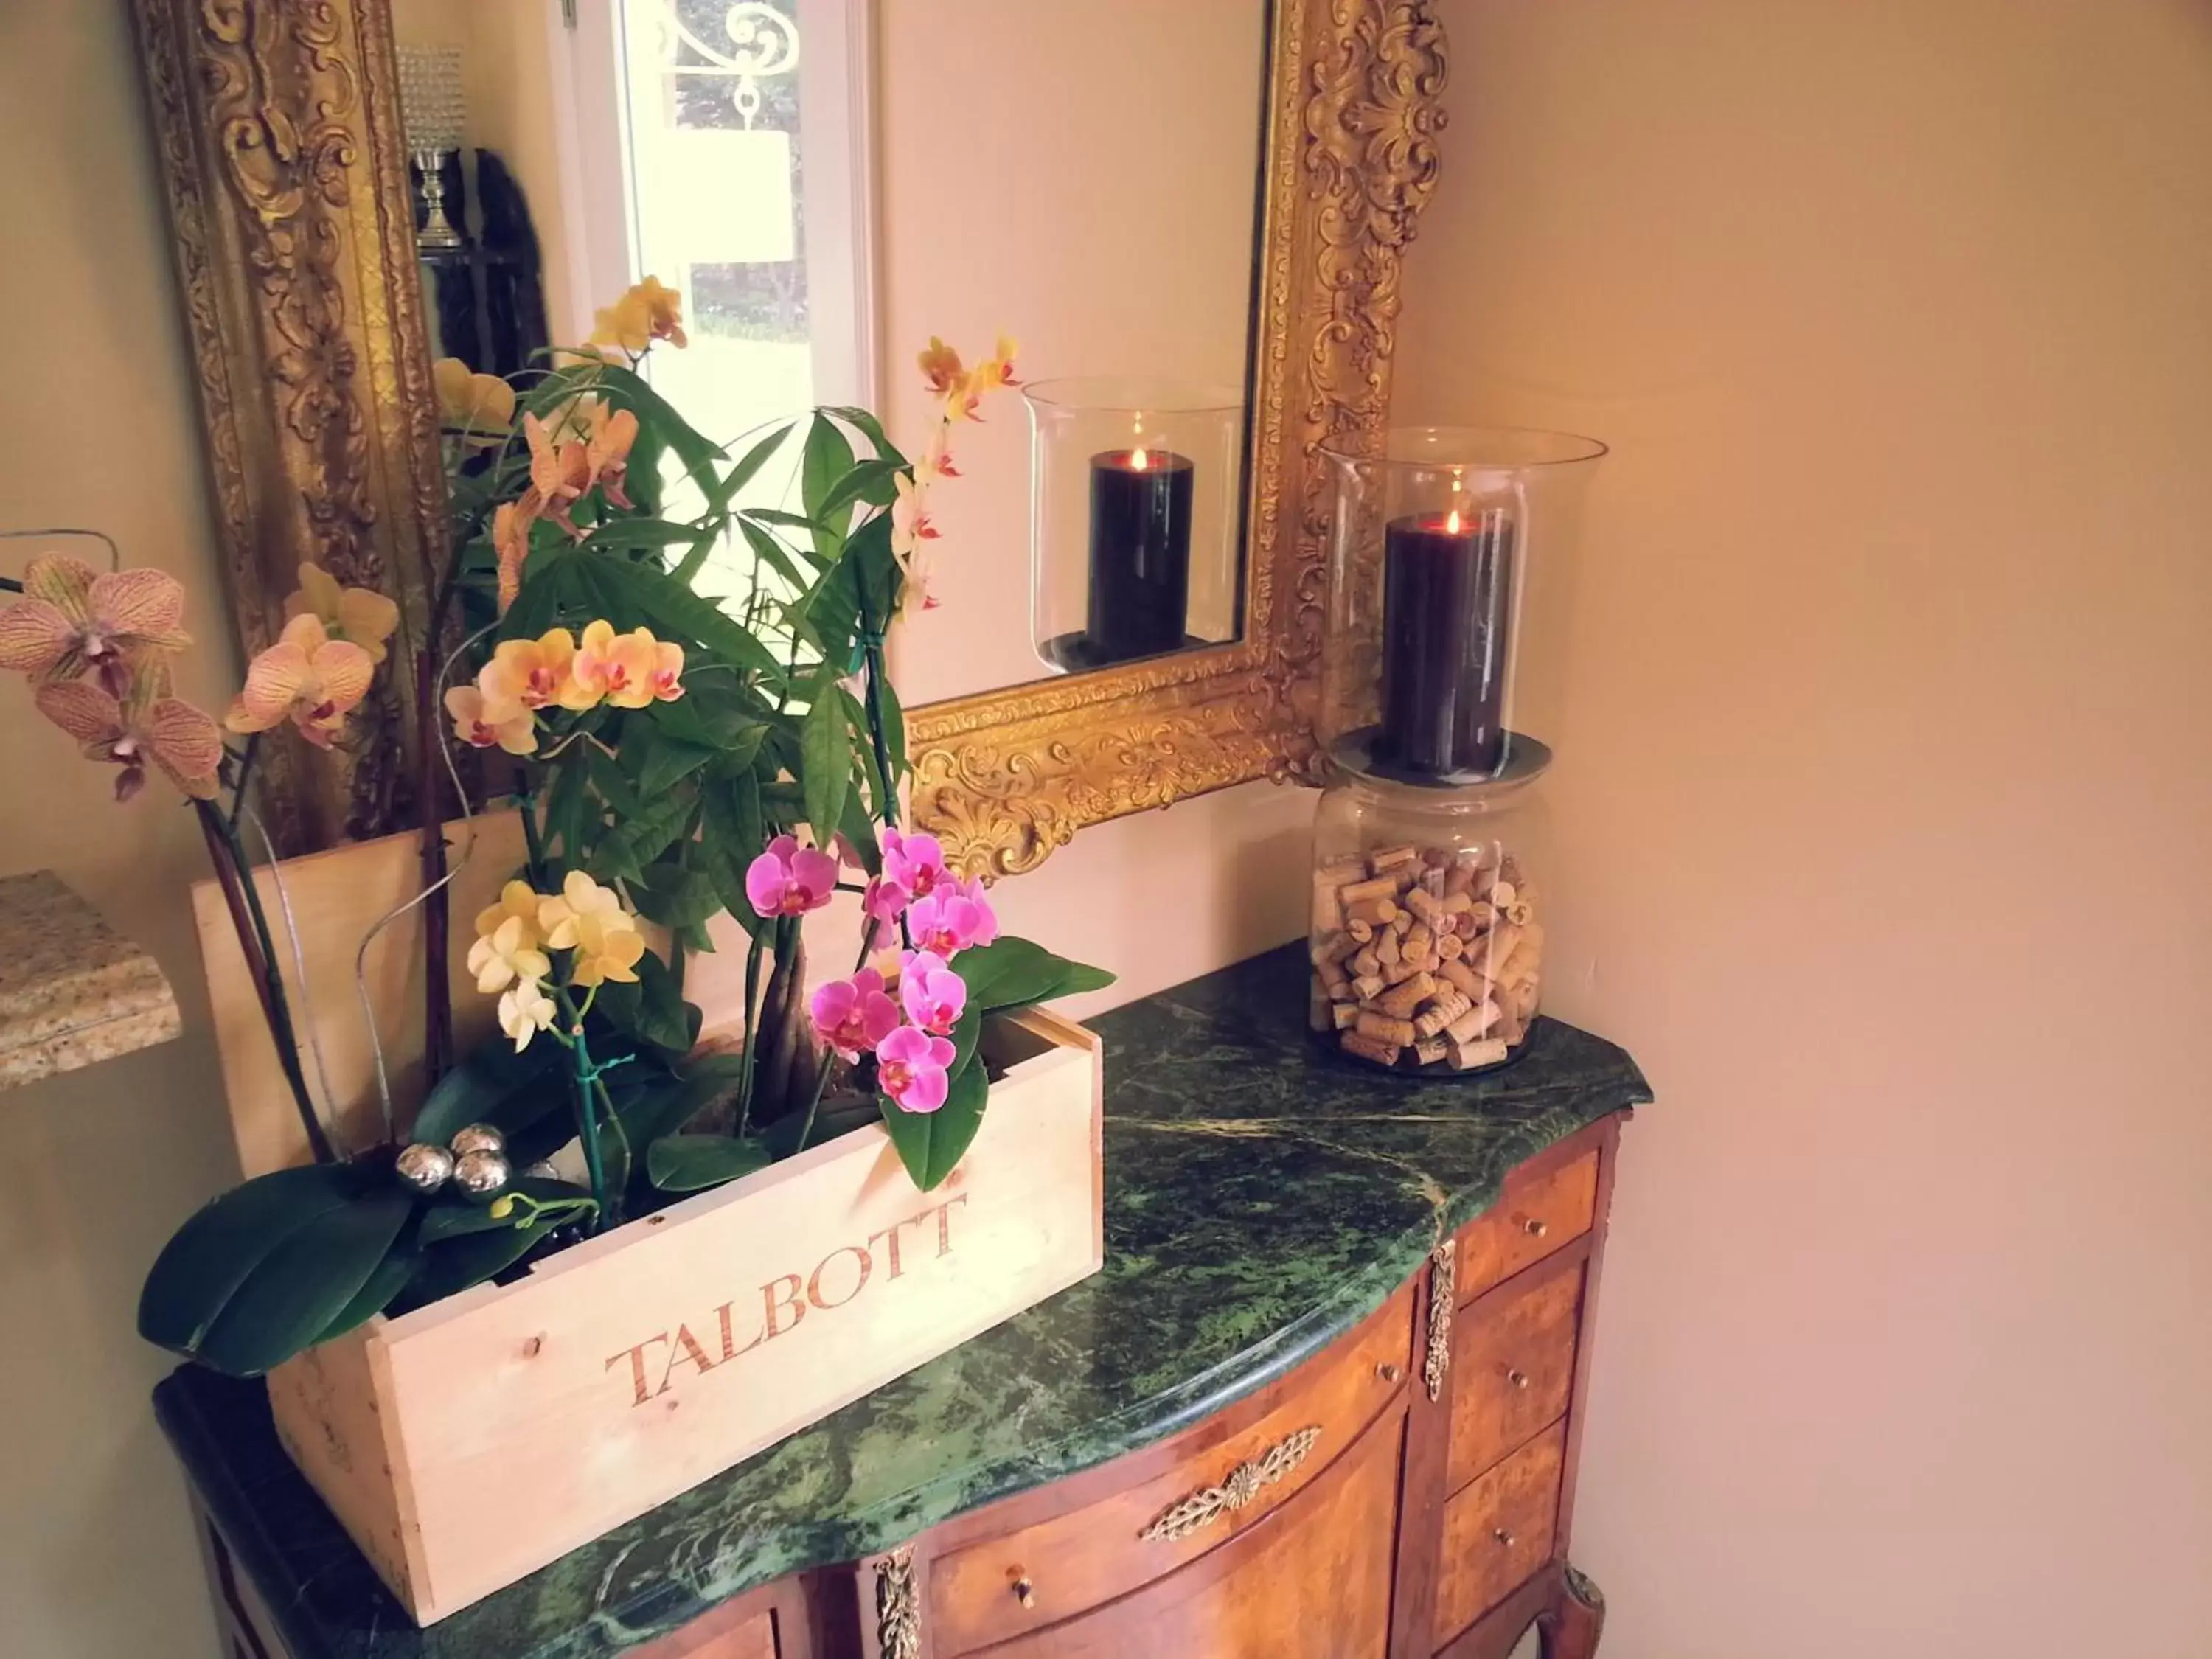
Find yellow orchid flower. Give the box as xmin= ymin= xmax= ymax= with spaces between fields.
xmin=473 ymin=879 xmax=545 ymax=950
xmin=572 ymin=619 xmax=682 ymax=709
xmin=466 ymin=913 xmax=551 ymax=995
xmin=890 ymin=472 xmax=939 ymax=562
xmin=226 ymin=614 xmax=375 ymax=748
xmin=588 ymin=276 xmax=687 ymax=354
xmin=282 ymin=562 xmax=400 ymax=665
xmin=498 ymin=981 xmax=557 ymax=1051
xmin=917 ymin=337 xmax=966 ymax=397
xmin=480 ymin=628 xmax=578 ymax=711
xmin=971 ymin=334 xmax=1020 ymax=392
xmin=568 ymin=907 xmax=647 ymax=988
xmin=536 ymin=869 xmax=627 ymax=951
xmin=0 ymin=553 xmax=190 ymax=684
xmin=431 ymin=357 xmax=516 ymax=444
xmin=444 ymin=684 xmax=536 ymax=755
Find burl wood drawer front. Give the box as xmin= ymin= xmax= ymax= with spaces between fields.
xmin=1456 ymin=1149 xmax=1599 ymax=1304
xmin=1446 ymin=1251 xmax=1582 ymax=1492
xmin=926 ymin=1291 xmax=1413 ymax=1655
xmin=969 ymin=1405 xmax=1406 ymax=1659
xmin=1431 ymin=1419 xmax=1568 ymax=1647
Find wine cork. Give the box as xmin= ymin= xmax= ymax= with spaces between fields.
xmin=1355 ymin=1009 xmax=1417 ymax=1047
xmin=1346 ymin=895 xmax=1399 ymax=928
xmin=1377 ymin=971 xmax=1435 ymax=1020
xmin=1436 ymin=931 xmax=1465 ymax=961
xmin=1414 ymin=1037 xmax=1449 ymax=1066
xmin=1351 ymin=972 xmax=1386 ymax=1001
xmin=1341 ymin=1031 xmax=1402 ymax=1066
xmin=1339 ymin=874 xmax=1400 ymax=906
xmin=1368 ymin=845 xmax=1419 ymax=874
xmin=1450 ymin=1036 xmax=1509 ymax=1071
xmin=1376 ymin=928 xmax=1400 ymax=968
xmin=1332 ymin=1001 xmax=1362 ymax=1031
xmin=1349 ymin=945 xmax=1381 ymax=979
xmin=1414 ymin=987 xmax=1472 ymax=1037
xmin=1346 ymin=918 xmax=1374 ymax=944
xmin=1403 ymin=886 xmax=1446 ymax=927
xmin=1317 ymin=957 xmax=1349 ymax=998
xmin=1446 ymin=998 xmax=1502 ymax=1043
xmin=1438 ymin=958 xmax=1485 ymax=1000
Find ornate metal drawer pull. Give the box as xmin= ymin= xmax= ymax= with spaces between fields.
xmin=1425 ymin=1242 xmax=1456 ymax=1400
xmin=1139 ymin=1426 xmax=1321 ymax=1542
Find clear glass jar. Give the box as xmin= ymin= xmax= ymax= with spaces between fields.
xmin=1317 ymin=427 xmax=1605 ymax=783
xmin=1023 ymin=378 xmax=1245 ymax=672
xmin=1309 ymin=761 xmax=1551 ymax=1074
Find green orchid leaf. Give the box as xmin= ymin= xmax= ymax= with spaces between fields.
xmin=951 ymin=936 xmax=1117 ymax=1013
xmin=192 ymin=1188 xmax=415 ymax=1376
xmin=399 ymin=1217 xmax=558 ymax=1312
xmin=310 ymin=1240 xmax=421 ymax=1348
xmin=411 ymin=1024 xmax=571 ymax=1150
xmin=762 ymin=1096 xmax=881 ymax=1160
xmin=138 ymin=1164 xmax=375 ymax=1357
xmin=617 ymin=1051 xmax=749 ymax=1151
xmin=878 ymin=1059 xmax=987 ymax=1192
xmin=647 ymin=1133 xmax=774 ymax=1193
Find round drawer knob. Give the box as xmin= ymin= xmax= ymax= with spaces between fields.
xmin=1506 ymin=1368 xmax=1531 ymax=1390
xmin=1012 ymin=1575 xmax=1037 ymax=1609
xmin=1493 ymin=1528 xmax=1517 ymax=1548
xmin=1522 ymin=1217 xmax=1548 ymax=1238
xmin=1377 ymin=1362 xmax=1404 ymax=1384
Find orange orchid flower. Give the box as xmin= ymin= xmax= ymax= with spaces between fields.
xmin=571 ymin=619 xmax=683 ymax=710
xmin=971 ymin=335 xmax=1020 ymax=393
xmin=35 ymin=675 xmax=222 ymax=801
xmin=492 ymin=501 xmax=537 ymax=616
xmin=282 ymin=562 xmax=400 ymax=665
xmin=431 ymin=357 xmax=517 ymax=445
xmin=890 ymin=472 xmax=939 ymax=561
xmin=225 ymin=614 xmax=375 ymax=748
xmin=582 ymin=402 xmax=639 ymax=510
xmin=0 ymin=553 xmax=189 ymax=685
xmin=480 ymin=628 xmax=578 ymax=711
xmin=588 ymin=277 xmax=688 ymax=354
xmin=523 ymin=413 xmax=591 ymax=538
xmin=444 ymin=684 xmax=537 ymax=755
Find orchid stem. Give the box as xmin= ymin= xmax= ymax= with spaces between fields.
xmin=196 ymin=799 xmax=335 ymax=1164
xmin=226 ymin=733 xmax=260 ymax=834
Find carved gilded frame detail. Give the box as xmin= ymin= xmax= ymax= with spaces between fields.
xmin=133 ymin=0 xmax=1447 ymax=870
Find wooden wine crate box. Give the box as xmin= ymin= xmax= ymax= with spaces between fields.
xmin=192 ymin=828 xmax=1105 ymax=1624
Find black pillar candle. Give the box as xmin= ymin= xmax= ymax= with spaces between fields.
xmin=1378 ymin=508 xmax=1517 ymax=777
xmin=1085 ymin=448 xmax=1193 ymax=664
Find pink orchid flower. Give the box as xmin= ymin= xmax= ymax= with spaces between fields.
xmin=810 ymin=968 xmax=900 ymax=1062
xmin=0 ymin=554 xmax=190 ymax=689
xmin=907 ymin=884 xmax=998 ymax=959
xmin=860 ymin=872 xmax=912 ymax=951
xmin=876 ymin=1025 xmax=956 ymax=1114
xmin=899 ymin=951 xmax=967 ymax=1037
xmin=744 ymin=833 xmax=839 ymax=919
xmin=881 ymin=827 xmax=950 ymax=901
xmin=34 ymin=678 xmax=222 ymax=801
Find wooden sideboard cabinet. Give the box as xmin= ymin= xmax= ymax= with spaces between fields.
xmin=186 ymin=1113 xmax=1626 ymax=1659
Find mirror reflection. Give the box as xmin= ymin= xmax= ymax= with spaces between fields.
xmin=388 ymin=0 xmax=1270 ymax=705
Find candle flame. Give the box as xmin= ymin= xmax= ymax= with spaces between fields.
xmin=1131 ymin=447 xmax=1151 ymax=471
xmin=1444 ymin=508 xmax=1464 ymax=533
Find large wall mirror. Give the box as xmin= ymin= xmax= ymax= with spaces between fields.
xmin=133 ymin=0 xmax=1447 ymax=874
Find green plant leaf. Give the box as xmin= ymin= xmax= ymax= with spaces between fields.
xmin=417 ymin=1178 xmax=593 ymax=1244
xmin=618 ymin=1051 xmax=748 ymax=1151
xmin=573 ymin=550 xmax=785 ymax=681
xmin=193 ymin=1189 xmax=415 ymax=1375
xmin=801 ymin=669 xmax=852 ymax=849
xmin=579 ymin=518 xmax=706 ymax=552
xmin=596 ymin=947 xmax=695 ymax=1056
xmin=762 ymin=1096 xmax=880 ymax=1159
xmin=821 ymin=405 xmax=908 ymax=467
xmin=816 ymin=458 xmax=902 ymax=520
xmin=647 ymin=1133 xmax=774 ymax=1193
xmin=878 ymin=1060 xmax=987 ymax=1192
xmin=838 ymin=788 xmax=882 ymax=877
xmin=401 ymin=1218 xmax=557 ymax=1311
xmin=138 ymin=1164 xmax=373 ymax=1356
xmin=592 ymin=362 xmax=727 ymax=502
xmin=311 ymin=1241 xmax=421 ymax=1347
xmin=953 ymin=936 xmax=1116 ymax=1012
xmin=947 ymin=1001 xmax=984 ymax=1078
xmin=716 ymin=421 xmax=791 ymax=509
xmin=736 ymin=515 xmax=813 ymax=594
xmin=411 ymin=1028 xmax=569 ymax=1150
xmin=632 ymin=863 xmax=722 ymax=930
xmin=639 ymin=730 xmax=720 ymax=797
xmin=801 ymin=414 xmax=857 ymax=527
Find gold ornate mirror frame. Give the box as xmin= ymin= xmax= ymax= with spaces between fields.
xmin=131 ymin=0 xmax=1447 ymax=872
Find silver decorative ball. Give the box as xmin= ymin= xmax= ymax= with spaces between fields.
xmin=451 ymin=1148 xmax=512 ymax=1204
xmin=448 ymin=1122 xmax=506 ymax=1158
xmin=394 ymin=1142 xmax=455 ymax=1194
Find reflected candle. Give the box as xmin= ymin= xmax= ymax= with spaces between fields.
xmin=1378 ymin=507 xmax=1516 ymax=776
xmin=1085 ymin=447 xmax=1193 ymax=664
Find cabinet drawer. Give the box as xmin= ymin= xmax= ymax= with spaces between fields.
xmin=968 ymin=1403 xmax=1405 ymax=1659
xmin=1457 ymin=1149 xmax=1599 ymax=1302
xmin=925 ymin=1290 xmax=1413 ymax=1655
xmin=1447 ymin=1252 xmax=1582 ymax=1492
xmin=1432 ymin=1419 xmax=1567 ymax=1646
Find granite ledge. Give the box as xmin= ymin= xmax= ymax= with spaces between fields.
xmin=155 ymin=943 xmax=1649 ymax=1658
xmin=0 ymin=869 xmax=180 ymax=1088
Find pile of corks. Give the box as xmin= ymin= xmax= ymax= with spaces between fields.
xmin=1309 ymin=842 xmax=1542 ymax=1071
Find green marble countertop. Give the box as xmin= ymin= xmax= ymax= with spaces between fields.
xmin=155 ymin=944 xmax=1649 ymax=1658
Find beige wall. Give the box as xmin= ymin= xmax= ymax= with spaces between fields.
xmin=1396 ymin=3 xmax=2212 ymax=1654
xmin=0 ymin=4 xmax=243 ymax=1657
